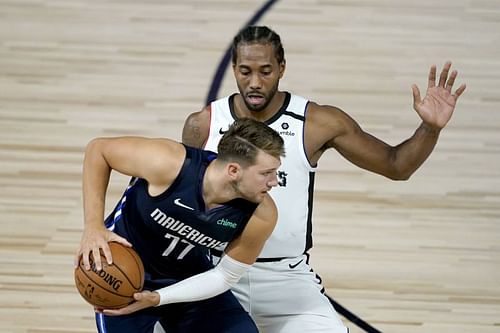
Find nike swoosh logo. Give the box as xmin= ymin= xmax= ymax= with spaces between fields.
xmin=288 ymin=259 xmax=304 ymax=269
xmin=174 ymin=198 xmax=195 ymax=210
xmin=219 ymin=128 xmax=228 ymax=135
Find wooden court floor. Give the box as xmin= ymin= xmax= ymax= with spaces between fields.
xmin=1 ymin=1 xmax=499 ymax=332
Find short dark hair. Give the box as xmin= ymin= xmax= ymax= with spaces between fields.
xmin=231 ymin=25 xmax=285 ymax=65
xmin=217 ymin=118 xmax=285 ymax=167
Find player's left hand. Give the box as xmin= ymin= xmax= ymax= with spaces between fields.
xmin=412 ymin=61 xmax=466 ymax=130
xmin=99 ymin=290 xmax=160 ymax=316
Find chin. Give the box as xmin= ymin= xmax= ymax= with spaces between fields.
xmin=244 ymin=100 xmax=267 ymax=112
xmin=255 ymin=193 xmax=267 ymax=203
xmin=247 ymin=105 xmax=266 ymax=113
xmin=245 ymin=194 xmax=262 ymax=204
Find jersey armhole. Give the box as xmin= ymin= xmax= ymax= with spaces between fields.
xmin=302 ymin=101 xmax=317 ymax=171
xmin=202 ymin=104 xmax=212 ymax=149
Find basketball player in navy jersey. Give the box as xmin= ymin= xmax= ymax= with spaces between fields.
xmin=182 ymin=26 xmax=466 ymax=332
xmin=75 ymin=118 xmax=285 ymax=333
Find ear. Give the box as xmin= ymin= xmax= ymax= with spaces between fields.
xmin=227 ymin=162 xmax=242 ymax=180
xmin=279 ymin=60 xmax=286 ymax=79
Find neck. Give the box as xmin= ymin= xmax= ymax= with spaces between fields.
xmin=203 ymin=161 xmax=238 ymax=209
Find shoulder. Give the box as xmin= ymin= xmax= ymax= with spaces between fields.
xmin=305 ymin=101 xmax=357 ymax=136
xmin=184 ymin=106 xmax=211 ymax=130
xmin=131 ymin=138 xmax=188 ymax=195
xmin=306 ymin=101 xmax=345 ymax=121
xmin=185 ymin=106 xmax=211 ymax=126
xmin=233 ymin=194 xmax=277 ymax=249
xmin=252 ymin=194 xmax=278 ymax=228
xmin=182 ymin=106 xmax=211 ymax=148
xmin=145 ymin=138 xmax=187 ymax=179
xmin=302 ymin=101 xmax=361 ymax=163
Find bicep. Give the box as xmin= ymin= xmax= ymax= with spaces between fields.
xmin=182 ymin=109 xmax=210 ymax=148
xmin=92 ymin=136 xmax=184 ymax=184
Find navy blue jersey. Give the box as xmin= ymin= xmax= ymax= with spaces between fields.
xmin=105 ymin=145 xmax=258 ymax=280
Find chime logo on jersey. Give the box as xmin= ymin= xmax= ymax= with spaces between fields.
xmin=217 ymin=218 xmax=237 ymax=229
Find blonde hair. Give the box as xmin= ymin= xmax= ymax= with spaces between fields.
xmin=217 ymin=118 xmax=285 ymax=166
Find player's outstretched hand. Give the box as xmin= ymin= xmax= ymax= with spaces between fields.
xmin=101 ymin=291 xmax=160 ymax=316
xmin=411 ymin=61 xmax=466 ymax=130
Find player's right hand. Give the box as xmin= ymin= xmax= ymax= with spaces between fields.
xmin=74 ymin=226 xmax=132 ymax=271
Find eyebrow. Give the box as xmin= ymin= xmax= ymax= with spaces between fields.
xmin=238 ymin=64 xmax=273 ymax=70
xmin=260 ymin=166 xmax=278 ymax=172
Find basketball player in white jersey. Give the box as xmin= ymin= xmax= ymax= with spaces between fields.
xmin=182 ymin=26 xmax=466 ymax=333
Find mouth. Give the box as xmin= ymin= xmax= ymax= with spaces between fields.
xmin=246 ymin=93 xmax=265 ymax=106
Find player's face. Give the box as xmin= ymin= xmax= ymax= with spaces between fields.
xmin=233 ymin=43 xmax=285 ymax=112
xmin=235 ymin=150 xmax=281 ymax=203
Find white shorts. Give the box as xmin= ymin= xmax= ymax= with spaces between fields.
xmin=229 ymin=254 xmax=348 ymax=333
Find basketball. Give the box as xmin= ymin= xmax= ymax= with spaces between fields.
xmin=74 ymin=242 xmax=145 ymax=309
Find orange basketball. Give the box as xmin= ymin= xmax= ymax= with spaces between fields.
xmin=74 ymin=242 xmax=145 ymax=309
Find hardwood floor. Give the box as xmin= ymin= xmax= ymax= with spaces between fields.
xmin=1 ymin=1 xmax=499 ymax=332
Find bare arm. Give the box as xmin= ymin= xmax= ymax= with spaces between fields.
xmin=306 ymin=62 xmax=466 ymax=180
xmin=323 ymin=109 xmax=440 ymax=180
xmin=77 ymin=137 xmax=185 ymax=270
xmin=182 ymin=107 xmax=211 ymax=148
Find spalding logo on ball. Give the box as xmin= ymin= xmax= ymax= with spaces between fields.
xmin=74 ymin=242 xmax=145 ymax=309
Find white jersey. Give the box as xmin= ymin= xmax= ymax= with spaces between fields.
xmin=204 ymin=93 xmax=317 ymax=258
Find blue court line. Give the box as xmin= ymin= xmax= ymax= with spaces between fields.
xmin=327 ymin=295 xmax=382 ymax=333
xmin=204 ymin=0 xmax=383 ymax=332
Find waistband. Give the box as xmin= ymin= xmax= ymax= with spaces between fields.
xmin=210 ymin=249 xmax=297 ymax=263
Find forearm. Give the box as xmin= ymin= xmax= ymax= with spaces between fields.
xmin=392 ymin=122 xmax=440 ymax=179
xmin=155 ymin=254 xmax=250 ymax=306
xmin=82 ymin=139 xmax=111 ymax=230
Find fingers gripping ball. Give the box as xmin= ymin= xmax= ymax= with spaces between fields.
xmin=74 ymin=242 xmax=145 ymax=309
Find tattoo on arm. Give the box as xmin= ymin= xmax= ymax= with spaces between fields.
xmin=192 ymin=125 xmax=200 ymax=139
xmin=182 ymin=123 xmax=203 ymax=148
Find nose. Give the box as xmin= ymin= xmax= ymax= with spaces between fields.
xmin=249 ymin=74 xmax=262 ymax=90
xmin=267 ymin=174 xmax=279 ymax=188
